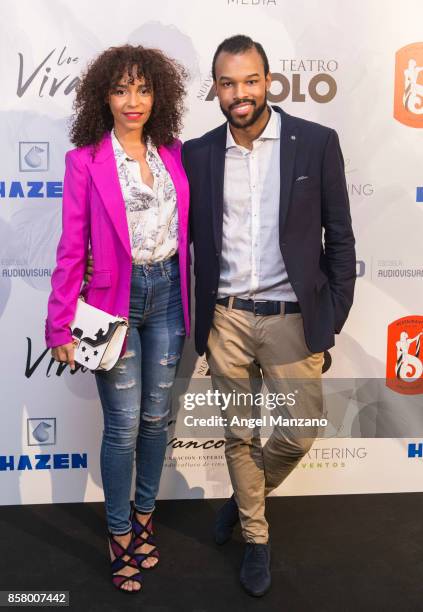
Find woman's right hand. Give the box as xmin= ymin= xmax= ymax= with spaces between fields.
xmin=51 ymin=343 xmax=76 ymax=371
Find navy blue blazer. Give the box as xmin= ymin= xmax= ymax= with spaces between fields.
xmin=183 ymin=105 xmax=356 ymax=356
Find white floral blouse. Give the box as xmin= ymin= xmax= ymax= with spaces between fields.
xmin=111 ymin=130 xmax=178 ymax=264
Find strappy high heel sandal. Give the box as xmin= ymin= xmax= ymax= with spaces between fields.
xmin=108 ymin=529 xmax=143 ymax=592
xmin=132 ymin=510 xmax=160 ymax=570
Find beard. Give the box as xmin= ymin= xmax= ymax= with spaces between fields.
xmin=220 ymin=95 xmax=268 ymax=129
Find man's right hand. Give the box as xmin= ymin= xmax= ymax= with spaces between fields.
xmin=84 ymin=249 xmax=94 ymax=283
xmin=51 ymin=343 xmax=76 ymax=371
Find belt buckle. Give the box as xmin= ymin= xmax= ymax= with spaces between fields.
xmin=253 ymin=300 xmax=265 ymax=316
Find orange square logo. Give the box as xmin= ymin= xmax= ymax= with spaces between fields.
xmin=394 ymin=43 xmax=423 ymax=128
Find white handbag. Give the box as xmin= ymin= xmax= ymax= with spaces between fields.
xmin=70 ymin=297 xmax=128 ymax=371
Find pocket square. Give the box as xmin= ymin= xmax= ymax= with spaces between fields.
xmin=295 ymin=175 xmax=309 ymax=182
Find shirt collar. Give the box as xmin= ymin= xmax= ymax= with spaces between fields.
xmin=111 ymin=129 xmax=129 ymax=160
xmin=225 ymin=105 xmax=280 ymax=150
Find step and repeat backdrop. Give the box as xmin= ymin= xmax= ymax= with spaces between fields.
xmin=0 ymin=0 xmax=422 ymax=505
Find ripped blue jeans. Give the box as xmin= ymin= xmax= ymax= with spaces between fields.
xmin=95 ymin=255 xmax=185 ymax=534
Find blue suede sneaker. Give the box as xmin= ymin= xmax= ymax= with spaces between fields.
xmin=240 ymin=542 xmax=271 ymax=597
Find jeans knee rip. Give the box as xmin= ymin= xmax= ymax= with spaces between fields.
xmin=115 ymin=379 xmax=136 ymax=390
xmin=159 ymin=352 xmax=180 ymax=366
xmin=148 ymin=391 xmax=166 ymax=403
xmin=142 ymin=409 xmax=169 ymax=427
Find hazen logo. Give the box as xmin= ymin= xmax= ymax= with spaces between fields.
xmin=386 ymin=316 xmax=423 ymax=395
xmin=0 ymin=453 xmax=87 ymax=471
xmin=394 ymin=42 xmax=423 ymax=128
xmin=25 ymin=338 xmax=89 ymax=378
xmin=0 ymin=182 xmax=62 ymax=198
xmin=17 ymin=46 xmax=80 ymax=98
xmin=408 ymin=443 xmax=423 ymax=458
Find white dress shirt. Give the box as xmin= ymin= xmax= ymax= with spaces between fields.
xmin=111 ymin=130 xmax=178 ymax=264
xmin=218 ymin=106 xmax=297 ymax=302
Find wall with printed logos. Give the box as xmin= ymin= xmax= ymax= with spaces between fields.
xmin=1 ymin=0 xmax=423 ymax=505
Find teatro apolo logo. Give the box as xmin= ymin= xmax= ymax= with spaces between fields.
xmin=386 ymin=316 xmax=423 ymax=395
xmin=394 ymin=42 xmax=423 ymax=128
xmin=198 ymin=58 xmax=338 ymax=104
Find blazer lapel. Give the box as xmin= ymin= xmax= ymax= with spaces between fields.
xmin=209 ymin=124 xmax=227 ymax=254
xmin=275 ymin=107 xmax=298 ymax=232
xmin=90 ymin=134 xmax=131 ymax=257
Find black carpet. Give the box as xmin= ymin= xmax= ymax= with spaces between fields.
xmin=1 ymin=494 xmax=423 ymax=611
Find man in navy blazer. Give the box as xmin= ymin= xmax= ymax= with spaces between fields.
xmin=183 ymin=35 xmax=356 ymax=597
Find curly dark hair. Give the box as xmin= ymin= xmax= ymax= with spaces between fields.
xmin=69 ymin=45 xmax=187 ymax=150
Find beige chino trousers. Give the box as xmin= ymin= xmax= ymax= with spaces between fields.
xmin=206 ymin=299 xmax=324 ymax=544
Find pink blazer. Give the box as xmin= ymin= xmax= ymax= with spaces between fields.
xmin=45 ymin=132 xmax=190 ymax=350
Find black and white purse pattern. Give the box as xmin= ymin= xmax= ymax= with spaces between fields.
xmin=70 ymin=298 xmax=128 ymax=371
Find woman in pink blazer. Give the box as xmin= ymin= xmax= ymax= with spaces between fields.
xmin=45 ymin=45 xmax=190 ymax=593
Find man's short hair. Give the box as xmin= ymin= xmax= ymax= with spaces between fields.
xmin=212 ymin=34 xmax=270 ymax=81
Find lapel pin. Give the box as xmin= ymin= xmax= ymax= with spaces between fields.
xmin=290 ymin=135 xmax=296 ymax=141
